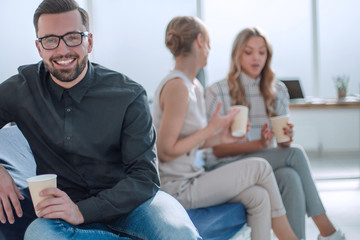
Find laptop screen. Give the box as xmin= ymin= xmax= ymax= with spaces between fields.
xmin=279 ymin=79 xmax=304 ymax=99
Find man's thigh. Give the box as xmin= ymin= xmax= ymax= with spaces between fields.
xmin=109 ymin=190 xmax=202 ymax=240
xmin=24 ymin=218 xmax=129 ymax=240
xmin=25 ymin=190 xmax=201 ymax=240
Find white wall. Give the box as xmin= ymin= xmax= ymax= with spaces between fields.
xmin=203 ymin=0 xmax=312 ymax=95
xmin=318 ymin=0 xmax=360 ymax=98
xmin=203 ymin=0 xmax=360 ymax=98
xmin=205 ymin=0 xmax=312 ymax=94
xmin=89 ymin=0 xmax=196 ymax=100
xmin=0 ymin=0 xmax=43 ymax=81
xmin=1 ymin=1 xmax=359 ymax=100
xmin=0 ymin=0 xmax=87 ymax=82
xmin=0 ymin=0 xmax=196 ymax=101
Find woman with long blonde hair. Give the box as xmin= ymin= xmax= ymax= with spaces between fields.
xmin=227 ymin=28 xmax=276 ymax=117
xmin=205 ymin=27 xmax=345 ymax=240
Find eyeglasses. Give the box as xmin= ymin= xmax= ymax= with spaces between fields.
xmin=37 ymin=32 xmax=89 ymax=50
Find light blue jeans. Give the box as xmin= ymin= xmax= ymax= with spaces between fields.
xmin=24 ymin=190 xmax=202 ymax=240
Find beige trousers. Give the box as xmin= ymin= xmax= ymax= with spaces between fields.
xmin=174 ymin=157 xmax=285 ymax=240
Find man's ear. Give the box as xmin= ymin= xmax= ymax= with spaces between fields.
xmin=87 ymin=33 xmax=93 ymax=53
xmin=35 ymin=40 xmax=43 ymax=58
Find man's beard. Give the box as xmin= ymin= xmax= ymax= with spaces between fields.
xmin=45 ymin=54 xmax=88 ymax=83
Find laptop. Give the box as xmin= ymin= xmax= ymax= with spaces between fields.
xmin=279 ymin=79 xmax=305 ymax=101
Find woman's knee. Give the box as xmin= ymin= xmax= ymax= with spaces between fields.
xmin=241 ymin=186 xmax=270 ymax=213
xmin=254 ymin=157 xmax=274 ymax=177
xmin=252 ymin=186 xmax=271 ymax=206
xmin=274 ymin=167 xmax=302 ymax=189
xmin=242 ymin=157 xmax=272 ymax=172
xmin=289 ymin=145 xmax=307 ymax=159
xmin=274 ymin=167 xmax=305 ymax=202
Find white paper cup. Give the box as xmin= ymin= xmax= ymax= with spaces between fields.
xmin=230 ymin=105 xmax=249 ymax=137
xmin=270 ymin=115 xmax=290 ymax=143
xmin=27 ymin=174 xmax=57 ymax=213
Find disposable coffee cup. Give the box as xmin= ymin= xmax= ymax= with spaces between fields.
xmin=27 ymin=174 xmax=57 ymax=213
xmin=270 ymin=115 xmax=290 ymax=143
xmin=230 ymin=105 xmax=248 ymax=137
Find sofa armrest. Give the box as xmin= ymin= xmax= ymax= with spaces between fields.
xmin=0 ymin=125 xmax=36 ymax=189
xmin=187 ymin=203 xmax=247 ymax=240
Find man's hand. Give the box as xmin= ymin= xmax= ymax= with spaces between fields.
xmin=0 ymin=165 xmax=24 ymax=224
xmin=36 ymin=187 xmax=84 ymax=225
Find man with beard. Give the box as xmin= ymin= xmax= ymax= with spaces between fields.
xmin=0 ymin=0 xmax=202 ymax=240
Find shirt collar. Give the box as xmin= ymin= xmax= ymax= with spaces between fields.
xmin=240 ymin=72 xmax=261 ymax=86
xmin=46 ymin=61 xmax=94 ymax=103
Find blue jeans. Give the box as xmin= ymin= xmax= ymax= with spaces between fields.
xmin=24 ymin=190 xmax=202 ymax=240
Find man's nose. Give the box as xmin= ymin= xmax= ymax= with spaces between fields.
xmin=55 ymin=38 xmax=71 ymax=53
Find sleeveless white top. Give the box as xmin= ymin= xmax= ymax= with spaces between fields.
xmin=152 ymin=70 xmax=206 ymax=196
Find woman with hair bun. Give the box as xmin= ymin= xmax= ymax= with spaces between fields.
xmin=152 ymin=16 xmax=298 ymax=240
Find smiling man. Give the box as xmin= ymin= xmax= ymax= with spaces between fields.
xmin=0 ymin=0 xmax=201 ymax=239
xmin=34 ymin=7 xmax=91 ymax=88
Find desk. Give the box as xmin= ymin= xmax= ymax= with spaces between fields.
xmin=289 ymin=98 xmax=360 ymax=153
xmin=290 ymin=97 xmax=360 ymax=109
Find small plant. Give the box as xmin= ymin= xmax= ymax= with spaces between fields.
xmin=334 ymin=75 xmax=349 ymax=98
xmin=334 ymin=75 xmax=349 ymax=90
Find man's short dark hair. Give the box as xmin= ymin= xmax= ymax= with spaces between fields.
xmin=33 ymin=0 xmax=89 ymax=36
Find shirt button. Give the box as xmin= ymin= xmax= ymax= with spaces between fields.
xmin=66 ymin=108 xmax=71 ymax=112
xmin=66 ymin=136 xmax=71 ymax=141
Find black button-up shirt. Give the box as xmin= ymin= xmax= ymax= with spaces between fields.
xmin=0 ymin=62 xmax=160 ymax=223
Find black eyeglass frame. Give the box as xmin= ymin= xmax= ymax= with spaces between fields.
xmin=37 ymin=31 xmax=90 ymax=50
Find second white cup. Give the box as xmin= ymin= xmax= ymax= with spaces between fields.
xmin=270 ymin=115 xmax=290 ymax=143
xmin=230 ymin=105 xmax=248 ymax=137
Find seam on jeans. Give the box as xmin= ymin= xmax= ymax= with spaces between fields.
xmin=56 ymin=220 xmax=76 ymax=238
xmin=74 ymin=228 xmax=120 ymax=237
xmin=107 ymin=226 xmax=147 ymax=240
xmin=56 ymin=220 xmax=71 ymax=232
xmin=56 ymin=220 xmax=121 ymax=238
